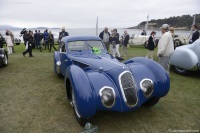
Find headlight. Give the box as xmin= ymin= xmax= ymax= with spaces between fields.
xmin=0 ymin=54 xmax=4 ymax=57
xmin=99 ymin=87 xmax=115 ymax=108
xmin=140 ymin=79 xmax=154 ymax=97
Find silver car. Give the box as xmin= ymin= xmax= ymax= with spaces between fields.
xmin=170 ymin=39 xmax=200 ymax=75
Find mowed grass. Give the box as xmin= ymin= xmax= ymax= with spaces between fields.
xmin=0 ymin=44 xmax=199 ymax=133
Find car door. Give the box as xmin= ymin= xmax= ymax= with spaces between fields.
xmin=59 ymin=41 xmax=71 ymax=75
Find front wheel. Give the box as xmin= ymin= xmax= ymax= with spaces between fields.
xmin=143 ymin=97 xmax=160 ymax=107
xmin=3 ymin=53 xmax=8 ymax=66
xmin=71 ymin=85 xmax=88 ymax=126
xmin=2 ymin=49 xmax=8 ymax=67
xmin=172 ymin=66 xmax=190 ymax=76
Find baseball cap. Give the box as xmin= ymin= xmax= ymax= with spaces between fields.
xmin=160 ymin=24 xmax=169 ymax=30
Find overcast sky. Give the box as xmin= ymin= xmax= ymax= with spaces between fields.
xmin=0 ymin=0 xmax=199 ymax=28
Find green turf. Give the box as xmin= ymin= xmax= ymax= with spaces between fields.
xmin=0 ymin=44 xmax=199 ymax=133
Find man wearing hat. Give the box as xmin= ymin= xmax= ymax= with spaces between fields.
xmin=58 ymin=27 xmax=69 ymax=42
xmin=157 ymin=24 xmax=174 ymax=75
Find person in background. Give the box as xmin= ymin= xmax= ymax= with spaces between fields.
xmin=6 ymin=30 xmax=15 ymax=53
xmin=43 ymin=29 xmax=49 ymax=50
xmin=99 ymin=27 xmax=110 ymax=51
xmin=121 ymin=30 xmax=130 ymax=57
xmin=146 ymin=31 xmax=156 ymax=60
xmin=0 ymin=33 xmax=3 ymax=48
xmin=34 ymin=30 xmax=42 ymax=52
xmin=22 ymin=31 xmax=34 ymax=57
xmin=48 ymin=31 xmax=57 ymax=52
xmin=141 ymin=30 xmax=147 ymax=36
xmin=23 ymin=31 xmax=29 ymax=46
xmin=169 ymin=27 xmax=175 ymax=39
xmin=5 ymin=32 xmax=13 ymax=54
xmin=58 ymin=27 xmax=69 ymax=42
xmin=110 ymin=29 xmax=120 ymax=57
xmin=189 ymin=24 xmax=199 ymax=44
xmin=38 ymin=30 xmax=44 ymax=49
xmin=157 ymin=24 xmax=174 ymax=76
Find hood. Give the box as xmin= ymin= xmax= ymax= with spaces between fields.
xmin=69 ymin=53 xmax=127 ymax=71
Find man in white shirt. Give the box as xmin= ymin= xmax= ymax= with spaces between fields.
xmin=157 ymin=24 xmax=174 ymax=75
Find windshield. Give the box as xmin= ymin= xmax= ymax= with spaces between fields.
xmin=68 ymin=40 xmax=105 ymax=52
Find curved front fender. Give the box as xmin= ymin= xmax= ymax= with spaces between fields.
xmin=66 ymin=65 xmax=96 ymax=119
xmin=170 ymin=48 xmax=199 ymax=71
xmin=125 ymin=57 xmax=170 ymax=101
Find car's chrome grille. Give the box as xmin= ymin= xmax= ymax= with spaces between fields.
xmin=119 ymin=71 xmax=138 ymax=107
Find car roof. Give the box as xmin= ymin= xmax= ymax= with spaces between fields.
xmin=61 ymin=36 xmax=102 ymax=42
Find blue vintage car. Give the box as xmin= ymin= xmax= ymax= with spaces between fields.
xmin=54 ymin=36 xmax=170 ymax=126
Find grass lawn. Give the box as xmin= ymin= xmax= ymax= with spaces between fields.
xmin=0 ymin=44 xmax=199 ymax=133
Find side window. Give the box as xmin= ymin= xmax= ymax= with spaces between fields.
xmin=59 ymin=41 xmax=66 ymax=53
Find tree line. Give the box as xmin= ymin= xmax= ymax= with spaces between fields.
xmin=131 ymin=14 xmax=200 ymax=30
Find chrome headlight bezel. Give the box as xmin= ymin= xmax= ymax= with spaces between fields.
xmin=140 ymin=78 xmax=154 ymax=97
xmin=99 ymin=86 xmax=116 ymax=108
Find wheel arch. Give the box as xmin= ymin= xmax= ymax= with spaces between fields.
xmin=64 ymin=65 xmax=96 ymax=118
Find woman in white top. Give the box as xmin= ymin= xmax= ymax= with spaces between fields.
xmin=5 ymin=32 xmax=14 ymax=54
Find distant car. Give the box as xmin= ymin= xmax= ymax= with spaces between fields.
xmin=144 ymin=35 xmax=188 ymax=49
xmin=54 ymin=36 xmax=170 ymax=126
xmin=2 ymin=36 xmax=21 ymax=45
xmin=170 ymin=39 xmax=200 ymax=75
xmin=0 ymin=48 xmax=8 ymax=67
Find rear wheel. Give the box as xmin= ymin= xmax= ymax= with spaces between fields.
xmin=172 ymin=66 xmax=190 ymax=76
xmin=143 ymin=97 xmax=160 ymax=107
xmin=70 ymin=85 xmax=88 ymax=126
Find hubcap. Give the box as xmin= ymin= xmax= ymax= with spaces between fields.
xmin=72 ymin=89 xmax=81 ymax=118
xmin=4 ymin=55 xmax=8 ymax=65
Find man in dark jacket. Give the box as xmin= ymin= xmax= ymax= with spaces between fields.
xmin=48 ymin=31 xmax=57 ymax=52
xmin=22 ymin=32 xmax=34 ymax=57
xmin=23 ymin=31 xmax=29 ymax=46
xmin=189 ymin=25 xmax=200 ymax=44
xmin=58 ymin=27 xmax=69 ymax=42
xmin=99 ymin=27 xmax=110 ymax=51
xmin=34 ymin=30 xmax=42 ymax=52
xmin=122 ymin=30 xmax=130 ymax=57
xmin=43 ymin=29 xmax=49 ymax=50
xmin=110 ymin=29 xmax=120 ymax=57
